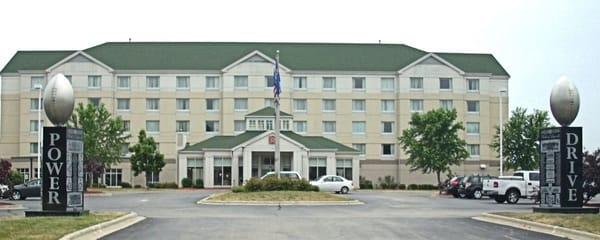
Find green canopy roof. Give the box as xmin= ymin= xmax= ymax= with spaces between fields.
xmin=246 ymin=107 xmax=292 ymax=117
xmin=181 ymin=130 xmax=358 ymax=153
xmin=1 ymin=42 xmax=509 ymax=76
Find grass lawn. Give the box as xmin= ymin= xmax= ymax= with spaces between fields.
xmin=0 ymin=212 xmax=125 ymax=240
xmin=496 ymin=212 xmax=600 ymax=235
xmin=209 ymin=191 xmax=352 ymax=202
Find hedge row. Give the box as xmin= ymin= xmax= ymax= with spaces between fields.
xmin=359 ymin=176 xmax=438 ymax=190
xmin=147 ymin=182 xmax=178 ymax=189
xmin=232 ymin=177 xmax=319 ymax=192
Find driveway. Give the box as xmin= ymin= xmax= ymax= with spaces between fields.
xmin=3 ymin=190 xmax=563 ymax=239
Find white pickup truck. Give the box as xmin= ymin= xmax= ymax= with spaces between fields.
xmin=482 ymin=170 xmax=540 ymax=204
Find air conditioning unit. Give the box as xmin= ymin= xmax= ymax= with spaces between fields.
xmin=176 ymin=133 xmax=188 ymax=150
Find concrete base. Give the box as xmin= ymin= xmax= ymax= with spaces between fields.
xmin=533 ymin=207 xmax=599 ymax=214
xmin=25 ymin=210 xmax=89 ymax=217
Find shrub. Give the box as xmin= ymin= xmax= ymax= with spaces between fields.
xmin=359 ymin=176 xmax=373 ymax=189
xmin=241 ymin=177 xmax=316 ymax=192
xmin=232 ymin=186 xmax=246 ymax=193
xmin=90 ymin=183 xmax=106 ymax=188
xmin=181 ymin=178 xmax=193 ymax=188
xmin=399 ymin=184 xmax=406 ymax=190
xmin=134 ymin=184 xmax=142 ymax=188
xmin=149 ymin=182 xmax=178 ymax=189
xmin=244 ymin=178 xmax=263 ymax=192
xmin=7 ymin=171 xmax=24 ymax=186
xmin=378 ymin=176 xmax=398 ymax=189
xmin=407 ymin=184 xmax=418 ymax=190
xmin=120 ymin=182 xmax=132 ymax=188
xmin=194 ymin=179 xmax=204 ymax=188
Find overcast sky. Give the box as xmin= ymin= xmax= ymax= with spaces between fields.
xmin=1 ymin=0 xmax=598 ymax=150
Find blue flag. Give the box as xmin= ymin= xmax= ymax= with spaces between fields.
xmin=273 ymin=60 xmax=281 ymax=103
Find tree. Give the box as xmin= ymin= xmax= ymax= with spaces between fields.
xmin=583 ymin=149 xmax=600 ymax=184
xmin=129 ymin=130 xmax=165 ymax=187
xmin=0 ymin=159 xmax=12 ymax=184
xmin=398 ymin=109 xmax=469 ymax=187
xmin=69 ymin=103 xmax=130 ymax=186
xmin=490 ymin=107 xmax=551 ymax=171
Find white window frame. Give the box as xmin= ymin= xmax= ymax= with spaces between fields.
xmin=323 ymin=77 xmax=336 ymax=91
xmin=176 ymin=120 xmax=190 ymax=133
xmin=206 ymin=76 xmax=219 ymax=90
xmin=322 ymin=99 xmax=336 ymax=112
xmin=410 ymin=99 xmax=424 ymax=112
xmin=294 ymin=121 xmax=307 ymax=134
xmin=117 ymin=98 xmax=130 ymax=111
xmin=176 ymin=98 xmax=190 ymax=111
xmin=146 ymin=76 xmax=160 ymax=89
xmin=381 ymin=100 xmax=395 ymax=113
xmin=352 ymin=99 xmax=366 ymax=112
xmin=468 ymin=144 xmax=480 ymax=158
xmin=381 ymin=77 xmax=395 ymax=92
xmin=293 ymin=99 xmax=307 ymax=112
xmin=205 ymin=120 xmax=220 ymax=133
xmin=381 ymin=121 xmax=394 ymax=134
xmin=88 ymin=75 xmax=102 ymax=89
xmin=410 ymin=77 xmax=423 ymax=90
xmin=31 ymin=76 xmax=44 ymax=90
xmin=146 ymin=120 xmax=160 ymax=133
xmin=234 ymin=120 xmax=246 ymax=132
xmin=323 ymin=121 xmax=336 ymax=134
xmin=122 ymin=120 xmax=131 ymax=133
xmin=382 ymin=144 xmax=395 ymax=156
xmin=440 ymin=99 xmax=453 ymax=110
xmin=352 ymin=143 xmax=366 ymax=156
xmin=439 ymin=77 xmax=452 ymax=90
xmin=146 ymin=98 xmax=160 ymax=111
xmin=117 ymin=76 xmax=131 ymax=89
xmin=293 ymin=77 xmax=307 ymax=90
xmin=176 ymin=76 xmax=190 ymax=90
xmin=466 ymin=122 xmax=480 ymax=135
xmin=206 ymin=99 xmax=220 ymax=111
xmin=467 ymin=79 xmax=480 ymax=92
xmin=234 ymin=75 xmax=248 ymax=89
xmin=265 ymin=75 xmax=274 ymax=88
xmin=352 ymin=77 xmax=366 ymax=90
xmin=467 ymin=100 xmax=480 ymax=113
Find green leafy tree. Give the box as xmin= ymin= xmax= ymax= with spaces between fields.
xmin=583 ymin=149 xmax=600 ymax=184
xmin=490 ymin=107 xmax=551 ymax=171
xmin=69 ymin=103 xmax=130 ymax=186
xmin=398 ymin=109 xmax=469 ymax=187
xmin=129 ymin=130 xmax=165 ymax=187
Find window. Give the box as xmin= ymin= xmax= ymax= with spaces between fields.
xmin=234 ymin=75 xmax=248 ymax=88
xmin=30 ymin=98 xmax=43 ymax=110
xmin=352 ymin=121 xmax=365 ymax=135
xmin=206 ymin=76 xmax=219 ymax=89
xmin=265 ymin=75 xmax=274 ymax=87
xmin=30 ymin=120 xmax=43 ymax=132
xmin=467 ymin=101 xmax=480 ymax=113
xmin=146 ymin=98 xmax=160 ymax=111
xmin=146 ymin=120 xmax=160 ymax=133
xmin=323 ymin=77 xmax=336 ymax=90
xmin=248 ymin=120 xmax=257 ymax=130
xmin=293 ymin=99 xmax=307 ymax=112
xmin=176 ymin=120 xmax=190 ymax=133
xmin=88 ymin=75 xmax=101 ymax=88
xmin=122 ymin=120 xmax=130 ymax=132
xmin=439 ymin=78 xmax=452 ymax=90
xmin=206 ymin=99 xmax=220 ymax=111
xmin=281 ymin=120 xmax=290 ymax=130
xmin=187 ymin=157 xmax=204 ymax=185
xmin=266 ymin=120 xmax=273 ymax=130
xmin=352 ymin=77 xmax=365 ymax=89
xmin=205 ymin=121 xmax=219 ymax=133
xmin=410 ymin=77 xmax=423 ymax=89
xmin=258 ymin=120 xmax=265 ymax=130
xmin=381 ymin=100 xmax=395 ymax=112
xmin=323 ymin=121 xmax=336 ymax=134
xmin=264 ymin=98 xmax=274 ymax=107
xmin=234 ymin=120 xmax=246 ymax=132
xmin=31 ymin=76 xmax=43 ymax=89
xmin=410 ymin=99 xmax=424 ymax=112
xmin=294 ymin=121 xmax=307 ymax=133
xmin=176 ymin=98 xmax=190 ymax=111
xmin=382 ymin=144 xmax=395 ymax=156
xmin=336 ymin=159 xmax=353 ymax=180
xmin=88 ymin=98 xmax=101 ymax=107
xmin=467 ymin=79 xmax=480 ymax=91
xmin=146 ymin=76 xmax=160 ymax=89
xmin=117 ymin=98 xmax=130 ymax=111
xmin=294 ymin=77 xmax=307 ymax=89
xmin=381 ymin=78 xmax=395 ymax=91
xmin=468 ymin=144 xmax=480 ymax=157
xmin=30 ymin=142 xmax=38 ymax=154
xmin=352 ymin=99 xmax=366 ymax=112
xmin=466 ymin=122 xmax=480 ymax=134
xmin=176 ymin=76 xmax=190 ymax=89
xmin=382 ymin=122 xmax=394 ymax=134
xmin=104 ymin=169 xmax=122 ymax=187
xmin=234 ymin=98 xmax=248 ymax=111
xmin=213 ymin=157 xmax=232 ymax=186
xmin=440 ymin=100 xmax=453 ymax=110
xmin=146 ymin=171 xmax=160 ymax=184
xmin=117 ymin=76 xmax=130 ymax=89
xmin=352 ymin=144 xmax=366 ymax=155
xmin=309 ymin=157 xmax=327 ymax=181
xmin=322 ymin=99 xmax=336 ymax=111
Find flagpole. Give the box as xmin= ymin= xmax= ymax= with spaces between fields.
xmin=274 ymin=50 xmax=281 ymax=179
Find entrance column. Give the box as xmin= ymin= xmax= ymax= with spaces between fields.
xmin=231 ymin=153 xmax=239 ymax=187
xmin=243 ymin=150 xmax=252 ymax=183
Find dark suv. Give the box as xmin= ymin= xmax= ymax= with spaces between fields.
xmin=458 ymin=175 xmax=493 ymax=199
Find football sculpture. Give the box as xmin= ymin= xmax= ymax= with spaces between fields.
xmin=549 ymin=76 xmax=580 ymax=127
xmin=43 ymin=74 xmax=75 ymax=126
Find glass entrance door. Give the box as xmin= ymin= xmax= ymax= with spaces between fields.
xmin=213 ymin=157 xmax=232 ymax=186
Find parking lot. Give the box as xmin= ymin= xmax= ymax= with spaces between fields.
xmin=1 ymin=190 xmax=563 ymax=239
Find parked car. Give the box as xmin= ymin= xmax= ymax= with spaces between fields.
xmin=444 ymin=176 xmax=463 ymax=198
xmin=260 ymin=171 xmax=302 ymax=180
xmin=483 ymin=170 xmax=540 ymax=204
xmin=11 ymin=179 xmax=41 ymax=200
xmin=458 ymin=175 xmax=493 ymax=199
xmin=310 ymin=175 xmax=353 ymax=194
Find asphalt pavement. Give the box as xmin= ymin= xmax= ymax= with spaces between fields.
xmin=2 ymin=190 xmax=565 ymax=240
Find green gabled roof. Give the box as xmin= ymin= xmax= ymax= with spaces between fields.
xmin=181 ymin=130 xmax=358 ymax=153
xmin=83 ymin=42 xmax=427 ymax=71
xmin=281 ymin=131 xmax=358 ymax=152
xmin=435 ymin=52 xmax=510 ymax=77
xmin=1 ymin=51 xmax=75 ymax=73
xmin=246 ymin=107 xmax=292 ymax=117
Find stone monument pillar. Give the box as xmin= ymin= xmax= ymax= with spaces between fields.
xmin=534 ymin=76 xmax=598 ymax=213
xmin=26 ymin=74 xmax=86 ymax=217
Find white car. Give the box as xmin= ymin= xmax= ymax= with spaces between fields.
xmin=260 ymin=171 xmax=302 ymax=180
xmin=310 ymin=175 xmax=353 ymax=194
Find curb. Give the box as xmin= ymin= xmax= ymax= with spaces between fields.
xmin=0 ymin=204 xmax=25 ymax=211
xmin=197 ymin=193 xmax=364 ymax=206
xmin=85 ymin=192 xmax=113 ymax=197
xmin=472 ymin=212 xmax=600 ymax=240
xmin=59 ymin=212 xmax=145 ymax=240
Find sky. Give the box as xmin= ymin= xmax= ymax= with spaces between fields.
xmin=0 ymin=0 xmax=598 ymax=150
